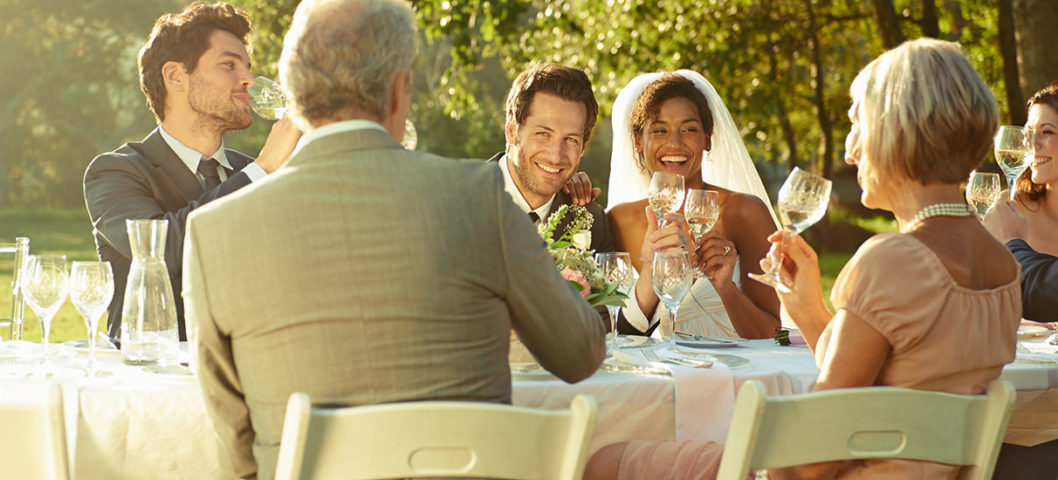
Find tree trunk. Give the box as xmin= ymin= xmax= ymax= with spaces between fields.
xmin=870 ymin=0 xmax=906 ymax=49
xmin=919 ymin=0 xmax=940 ymax=37
xmin=803 ymin=0 xmax=835 ymax=180
xmin=999 ymin=0 xmax=1026 ymax=125
xmin=1014 ymin=0 xmax=1058 ymax=102
xmin=767 ymin=39 xmax=798 ymax=173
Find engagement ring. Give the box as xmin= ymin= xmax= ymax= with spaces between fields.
xmin=723 ymin=246 xmax=732 ymax=256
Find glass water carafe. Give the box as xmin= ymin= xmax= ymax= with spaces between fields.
xmin=120 ymin=219 xmax=178 ymax=365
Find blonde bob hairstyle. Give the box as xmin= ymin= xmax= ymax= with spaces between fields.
xmin=849 ymin=38 xmax=998 ymax=187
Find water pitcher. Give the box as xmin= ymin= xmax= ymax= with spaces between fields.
xmin=121 ymin=219 xmax=178 ymax=365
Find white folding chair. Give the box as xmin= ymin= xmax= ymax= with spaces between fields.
xmin=716 ymin=379 xmax=1016 ymax=480
xmin=0 ymin=382 xmax=71 ymax=480
xmin=0 ymin=237 xmax=30 ymax=338
xmin=275 ymin=393 xmax=597 ymax=480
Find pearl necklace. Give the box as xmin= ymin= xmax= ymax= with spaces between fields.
xmin=903 ymin=202 xmax=974 ymax=232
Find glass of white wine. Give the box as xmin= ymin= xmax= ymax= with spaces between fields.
xmin=685 ymin=189 xmax=720 ymax=277
xmin=965 ymin=171 xmax=1002 ymax=217
xmin=994 ymin=125 xmax=1034 ymax=200
xmin=648 ymin=172 xmax=685 ymax=228
xmin=22 ymin=255 xmax=69 ymax=365
xmin=748 ymin=167 xmax=832 ymax=293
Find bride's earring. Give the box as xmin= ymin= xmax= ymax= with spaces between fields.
xmin=702 ymin=149 xmax=712 ymax=163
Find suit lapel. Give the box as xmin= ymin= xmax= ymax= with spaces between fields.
xmin=139 ymin=128 xmax=205 ymax=201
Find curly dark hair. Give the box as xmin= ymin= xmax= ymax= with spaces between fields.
xmin=138 ymin=2 xmax=252 ymax=122
xmin=505 ymin=64 xmax=599 ymax=143
xmin=1017 ymin=81 xmax=1058 ymax=203
xmin=629 ymin=73 xmax=714 ymax=171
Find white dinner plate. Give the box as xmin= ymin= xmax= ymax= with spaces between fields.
xmin=1017 ymin=325 xmax=1051 ymax=340
xmin=619 ymin=336 xmax=662 ymax=349
xmin=510 ymin=362 xmax=555 ymax=380
xmin=674 ymin=335 xmax=747 ymax=349
xmin=63 ymin=339 xmax=121 ymax=357
xmin=676 ymin=351 xmax=752 ymax=369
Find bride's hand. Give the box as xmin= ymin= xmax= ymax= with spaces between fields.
xmin=641 ymin=207 xmax=692 ymax=263
xmin=692 ymin=230 xmax=738 ymax=287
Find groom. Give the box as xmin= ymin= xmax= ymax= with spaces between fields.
xmin=490 ymin=64 xmax=614 ymax=253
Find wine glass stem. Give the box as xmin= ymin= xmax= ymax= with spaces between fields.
xmin=607 ymin=306 xmax=619 ymax=352
xmin=668 ymin=306 xmax=679 ymax=348
xmin=89 ymin=316 xmax=97 ymax=375
xmin=41 ymin=316 xmax=50 ymax=364
xmin=1007 ymin=175 xmax=1018 ymax=200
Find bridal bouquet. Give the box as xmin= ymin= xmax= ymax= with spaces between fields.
xmin=538 ymin=204 xmax=627 ymax=307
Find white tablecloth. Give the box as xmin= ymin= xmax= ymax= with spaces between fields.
xmin=2 ymin=337 xmax=1057 ymax=478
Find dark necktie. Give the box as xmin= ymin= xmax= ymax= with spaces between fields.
xmin=528 ymin=212 xmax=540 ymax=224
xmin=197 ymin=157 xmax=222 ymax=191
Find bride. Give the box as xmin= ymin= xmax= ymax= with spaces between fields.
xmin=607 ymin=70 xmax=780 ymax=339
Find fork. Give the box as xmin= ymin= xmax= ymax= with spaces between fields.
xmin=642 ymin=347 xmax=661 ymax=364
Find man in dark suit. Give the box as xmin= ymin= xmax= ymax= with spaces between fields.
xmin=83 ymin=2 xmax=299 ymax=341
xmin=490 ymin=64 xmax=614 ymax=253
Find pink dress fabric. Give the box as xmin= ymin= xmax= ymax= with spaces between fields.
xmin=614 ymin=233 xmax=1021 ymax=480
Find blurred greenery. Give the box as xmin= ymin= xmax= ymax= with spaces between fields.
xmin=0 ymin=207 xmax=100 ymax=343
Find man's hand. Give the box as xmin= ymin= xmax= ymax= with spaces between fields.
xmin=254 ymin=116 xmax=302 ymax=173
xmin=563 ymin=172 xmax=601 ymax=205
xmin=982 ymin=199 xmax=1028 ymax=244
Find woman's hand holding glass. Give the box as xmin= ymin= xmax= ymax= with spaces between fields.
xmin=748 ymin=167 xmax=832 ymax=293
xmin=690 ymin=229 xmax=738 ymax=286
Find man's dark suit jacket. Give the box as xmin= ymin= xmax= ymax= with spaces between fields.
xmin=83 ymin=128 xmax=254 ymax=341
xmin=1008 ymin=239 xmax=1058 ymax=322
xmin=487 ymin=152 xmax=615 ymax=253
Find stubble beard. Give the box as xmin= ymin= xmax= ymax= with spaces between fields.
xmin=511 ymin=144 xmax=571 ymax=202
xmin=188 ymin=74 xmax=252 ymax=136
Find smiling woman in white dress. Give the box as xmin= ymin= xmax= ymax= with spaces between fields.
xmin=606 ymin=70 xmax=780 ymax=339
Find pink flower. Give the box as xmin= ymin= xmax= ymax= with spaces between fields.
xmin=560 ymin=267 xmax=591 ymax=298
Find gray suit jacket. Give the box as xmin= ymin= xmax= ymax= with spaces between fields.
xmin=83 ymin=128 xmax=253 ymax=341
xmin=184 ymin=127 xmax=606 ymax=480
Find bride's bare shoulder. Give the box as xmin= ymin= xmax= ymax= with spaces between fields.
xmin=607 ymin=199 xmax=648 ymax=227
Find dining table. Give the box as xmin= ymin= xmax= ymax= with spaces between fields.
xmin=0 ymin=331 xmax=1056 ymax=479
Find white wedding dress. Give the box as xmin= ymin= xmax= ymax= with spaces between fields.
xmin=608 ymin=70 xmax=776 ymax=338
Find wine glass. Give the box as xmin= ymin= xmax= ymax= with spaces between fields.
xmin=69 ymin=261 xmax=114 ymax=375
xmin=403 ymin=116 xmax=418 ymax=151
xmin=994 ymin=125 xmax=1034 ymax=200
xmin=685 ymin=189 xmax=720 ymax=277
xmin=650 ymin=251 xmax=693 ymax=348
xmin=21 ymin=255 xmax=69 ymax=364
xmin=595 ymin=252 xmax=633 ymax=353
xmin=248 ymin=76 xmax=287 ymax=120
xmin=748 ymin=167 xmax=832 ymax=293
xmin=965 ymin=171 xmax=1002 ymax=217
xmin=648 ymin=172 xmax=685 ymax=228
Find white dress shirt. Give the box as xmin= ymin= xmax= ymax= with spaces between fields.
xmin=159 ymin=126 xmax=267 ymax=183
xmin=497 ymin=152 xmax=555 ymax=223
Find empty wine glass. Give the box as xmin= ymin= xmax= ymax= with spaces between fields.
xmin=648 ymin=172 xmax=685 ymax=228
xmin=748 ymin=167 xmax=832 ymax=293
xmin=22 ymin=255 xmax=69 ymax=364
xmin=685 ymin=189 xmax=720 ymax=277
xmin=651 ymin=251 xmax=693 ymax=348
xmin=965 ymin=171 xmax=1002 ymax=217
xmin=69 ymin=261 xmax=114 ymax=375
xmin=595 ymin=252 xmax=633 ymax=353
xmin=994 ymin=125 xmax=1034 ymax=200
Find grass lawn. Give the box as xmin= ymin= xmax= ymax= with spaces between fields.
xmin=0 ymin=207 xmax=872 ymax=343
xmin=1 ymin=207 xmax=99 ymax=343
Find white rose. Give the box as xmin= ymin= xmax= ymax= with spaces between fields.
xmin=571 ymin=231 xmax=591 ymax=251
